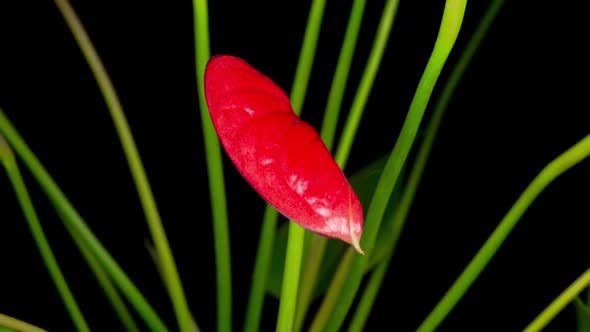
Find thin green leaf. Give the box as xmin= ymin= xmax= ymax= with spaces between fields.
xmin=525 ymin=266 xmax=590 ymax=332
xmin=347 ymin=253 xmax=390 ymax=332
xmin=296 ymin=1 xmax=368 ymax=326
xmin=0 ymin=313 xmax=46 ymax=332
xmin=288 ymin=0 xmax=326 ymax=116
xmin=419 ymin=134 xmax=590 ymax=331
xmin=266 ymin=222 xmax=346 ymax=300
xmin=0 ymin=109 xmax=169 ymax=332
xmin=574 ymin=297 xmax=590 ymax=332
xmin=276 ymin=222 xmax=306 ymax=332
xmin=244 ymin=208 xmax=279 ymax=332
xmin=3 ymin=135 xmax=140 ymax=332
xmin=275 ymin=1 xmax=328 ymax=331
xmin=192 ymin=0 xmax=233 ymax=331
xmin=266 ymin=154 xmax=403 ymax=327
xmin=333 ymin=0 xmax=400 ymax=171
xmin=349 ymin=1 xmax=506 ymax=329
xmin=68 ymin=229 xmax=141 ymax=332
xmin=300 ymin=0 xmax=400 ymax=328
xmin=247 ymin=0 xmax=328 ymax=328
xmin=53 ymin=1 xmax=192 ymax=331
xmin=310 ymin=1 xmax=467 ymax=330
xmin=320 ymin=0 xmax=368 ymax=152
xmin=1 ymin=138 xmax=90 ymax=332
xmin=0 ymin=327 xmax=16 ymax=332
xmin=347 ymin=155 xmax=405 ymax=269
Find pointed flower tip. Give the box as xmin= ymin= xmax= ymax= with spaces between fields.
xmin=347 ymin=189 xmax=364 ymax=255
xmin=352 ymin=239 xmax=365 ymax=255
xmin=350 ymin=231 xmax=365 ymax=255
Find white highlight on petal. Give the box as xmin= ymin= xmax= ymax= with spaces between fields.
xmin=315 ymin=207 xmax=332 ymax=218
xmin=260 ymin=158 xmax=274 ymax=166
xmin=288 ymin=174 xmax=309 ymax=195
xmin=305 ymin=196 xmax=333 ymax=218
xmin=325 ymin=216 xmax=348 ymax=236
xmin=243 ymin=107 xmax=255 ymax=116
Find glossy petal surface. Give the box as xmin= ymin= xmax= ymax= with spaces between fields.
xmin=204 ymin=55 xmax=364 ymax=253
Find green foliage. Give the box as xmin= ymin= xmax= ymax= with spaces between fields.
xmin=575 ymin=298 xmax=590 ymax=332
xmin=1 ymin=1 xmax=589 ymax=331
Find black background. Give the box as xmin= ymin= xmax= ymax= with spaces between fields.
xmin=1 ymin=1 xmax=589 ymax=331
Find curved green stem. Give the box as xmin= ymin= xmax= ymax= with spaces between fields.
xmin=53 ymin=1 xmax=192 ymax=331
xmin=310 ymin=1 xmax=467 ymax=330
xmin=289 ymin=0 xmax=327 ymax=115
xmin=295 ymin=1 xmax=369 ymax=330
xmin=275 ymin=1 xmax=327 ymax=331
xmin=244 ymin=207 xmax=279 ymax=332
xmin=347 ymin=252 xmax=390 ymax=332
xmin=67 ymin=216 xmax=141 ymax=332
xmin=1 ymin=138 xmax=90 ymax=332
xmin=0 ymin=313 xmax=47 ymax=332
xmin=348 ymin=1 xmax=505 ymax=329
xmin=308 ymin=249 xmax=355 ymax=332
xmin=0 ymin=109 xmax=169 ymax=332
xmin=319 ymin=0 xmax=368 ymax=152
xmin=293 ymin=235 xmax=327 ymax=332
xmin=417 ymin=134 xmax=590 ymax=331
xmin=276 ymin=223 xmax=306 ymax=332
xmin=524 ymin=266 xmax=590 ymax=332
xmin=192 ymin=1 xmax=233 ymax=331
xmin=3 ymin=130 xmax=140 ymax=332
xmin=334 ymin=0 xmax=400 ymax=171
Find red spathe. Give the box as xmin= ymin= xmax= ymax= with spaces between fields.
xmin=204 ymin=55 xmax=364 ymax=254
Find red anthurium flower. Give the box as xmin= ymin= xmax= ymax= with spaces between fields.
xmin=204 ymin=55 xmax=364 ymax=254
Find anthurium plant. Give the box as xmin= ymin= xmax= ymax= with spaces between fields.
xmin=1 ymin=1 xmax=589 ymax=331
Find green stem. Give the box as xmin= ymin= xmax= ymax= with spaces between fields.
xmin=334 ymin=0 xmax=400 ymax=171
xmin=3 ymin=131 xmax=140 ymax=332
xmin=311 ymin=1 xmax=467 ymax=331
xmin=53 ymin=1 xmax=192 ymax=331
xmin=348 ymin=1 xmax=505 ymax=329
xmin=417 ymin=134 xmax=590 ymax=331
xmin=67 ymin=215 xmax=141 ymax=332
xmin=296 ymin=1 xmax=368 ymax=328
xmin=276 ymin=223 xmax=306 ymax=332
xmin=0 ymin=313 xmax=47 ymax=332
xmin=308 ymin=249 xmax=355 ymax=332
xmin=524 ymin=266 xmax=590 ymax=332
xmin=319 ymin=0 xmax=368 ymax=152
xmin=307 ymin=0 xmax=400 ymax=328
xmin=192 ymin=1 xmax=233 ymax=331
xmin=289 ymin=0 xmax=327 ymax=115
xmin=0 ymin=109 xmax=169 ymax=332
xmin=347 ymin=253 xmax=390 ymax=332
xmin=293 ymin=235 xmax=327 ymax=332
xmin=244 ymin=207 xmax=279 ymax=332
xmin=275 ymin=1 xmax=327 ymax=331
xmin=0 ymin=138 xmax=90 ymax=332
